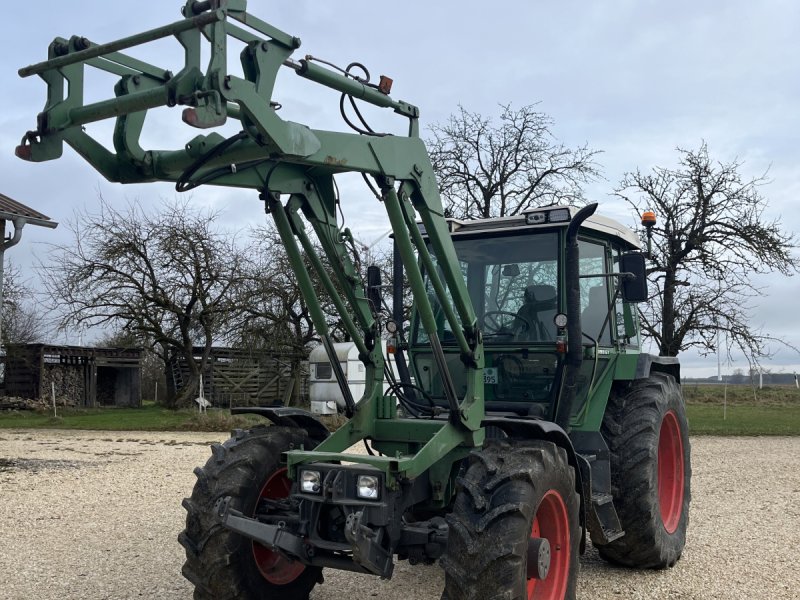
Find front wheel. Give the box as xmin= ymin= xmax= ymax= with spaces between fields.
xmin=441 ymin=440 xmax=580 ymax=600
xmin=597 ymin=373 xmax=691 ymax=569
xmin=179 ymin=426 xmax=322 ymax=600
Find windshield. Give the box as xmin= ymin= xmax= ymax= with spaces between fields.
xmin=413 ymin=231 xmax=559 ymax=345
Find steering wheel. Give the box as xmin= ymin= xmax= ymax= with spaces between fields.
xmin=497 ymin=353 xmax=525 ymax=383
xmin=483 ymin=310 xmax=531 ymax=336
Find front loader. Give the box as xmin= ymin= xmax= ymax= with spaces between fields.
xmin=17 ymin=2 xmax=691 ymax=599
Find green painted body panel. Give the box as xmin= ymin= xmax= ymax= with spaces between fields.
xmin=569 ymin=350 xmax=641 ymax=431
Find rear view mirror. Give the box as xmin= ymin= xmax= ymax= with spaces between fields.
xmin=502 ymin=264 xmax=520 ymax=277
xmin=620 ymin=253 xmax=648 ymax=302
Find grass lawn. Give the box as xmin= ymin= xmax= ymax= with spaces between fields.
xmin=0 ymin=402 xmax=261 ymax=432
xmin=1 ymin=386 xmax=798 ymax=436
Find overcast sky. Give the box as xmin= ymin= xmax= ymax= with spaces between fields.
xmin=1 ymin=0 xmax=798 ymax=377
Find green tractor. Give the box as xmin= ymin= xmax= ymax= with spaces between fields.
xmin=17 ymin=2 xmax=690 ymax=598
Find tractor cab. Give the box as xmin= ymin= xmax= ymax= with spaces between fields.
xmin=410 ymin=205 xmax=647 ymax=426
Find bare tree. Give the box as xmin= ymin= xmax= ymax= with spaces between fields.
xmin=231 ymin=223 xmax=340 ymax=406
xmin=616 ymin=143 xmax=798 ymax=361
xmin=236 ymin=224 xmax=328 ymax=350
xmin=42 ymin=198 xmax=247 ymax=407
xmin=428 ymin=104 xmax=600 ymax=219
xmin=236 ymin=220 xmax=389 ymax=348
xmin=1 ymin=262 xmax=44 ymax=345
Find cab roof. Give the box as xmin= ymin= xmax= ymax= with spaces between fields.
xmin=422 ymin=205 xmax=641 ymax=249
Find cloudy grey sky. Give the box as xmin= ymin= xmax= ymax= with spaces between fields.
xmin=1 ymin=0 xmax=798 ymax=377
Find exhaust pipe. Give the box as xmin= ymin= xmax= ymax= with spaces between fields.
xmin=555 ymin=203 xmax=597 ymax=432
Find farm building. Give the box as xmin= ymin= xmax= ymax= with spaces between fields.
xmin=0 ymin=344 xmax=142 ymax=407
xmin=166 ymin=346 xmax=309 ymax=407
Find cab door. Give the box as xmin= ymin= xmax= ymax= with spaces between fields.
xmin=570 ymin=238 xmax=613 ymax=421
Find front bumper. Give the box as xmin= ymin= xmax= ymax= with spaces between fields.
xmin=217 ymin=462 xmax=445 ymax=579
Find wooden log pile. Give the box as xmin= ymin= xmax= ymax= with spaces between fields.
xmin=0 ymin=395 xmax=48 ymax=410
xmin=39 ymin=364 xmax=85 ymax=407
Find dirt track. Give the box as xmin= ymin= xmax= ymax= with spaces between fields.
xmin=1 ymin=429 xmax=798 ymax=599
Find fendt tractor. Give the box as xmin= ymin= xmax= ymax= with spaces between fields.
xmin=17 ymin=2 xmax=691 ymax=599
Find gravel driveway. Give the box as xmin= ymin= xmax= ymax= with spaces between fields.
xmin=1 ymin=429 xmax=798 ymax=599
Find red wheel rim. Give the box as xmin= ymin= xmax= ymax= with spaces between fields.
xmin=658 ymin=410 xmax=685 ymax=534
xmin=527 ymin=490 xmax=570 ymax=600
xmin=252 ymin=467 xmax=306 ymax=585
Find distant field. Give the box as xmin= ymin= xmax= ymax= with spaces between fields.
xmin=683 ymin=383 xmax=800 ymax=406
xmin=682 ymin=384 xmax=800 ymax=435
xmin=1 ymin=385 xmax=798 ymax=436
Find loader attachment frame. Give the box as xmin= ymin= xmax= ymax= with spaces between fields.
xmin=17 ymin=0 xmax=485 ymax=486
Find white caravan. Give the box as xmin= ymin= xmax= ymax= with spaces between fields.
xmin=308 ymin=341 xmax=400 ymax=415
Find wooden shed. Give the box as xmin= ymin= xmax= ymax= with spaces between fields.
xmin=0 ymin=344 xmax=142 ymax=407
xmin=167 ymin=346 xmax=308 ymax=407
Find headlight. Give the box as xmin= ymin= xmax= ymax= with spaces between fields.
xmin=300 ymin=470 xmax=321 ymax=494
xmin=357 ymin=475 xmax=380 ymax=500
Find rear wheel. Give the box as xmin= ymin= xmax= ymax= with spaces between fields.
xmin=441 ymin=440 xmax=580 ymax=600
xmin=597 ymin=373 xmax=691 ymax=568
xmin=179 ymin=426 xmax=322 ymax=600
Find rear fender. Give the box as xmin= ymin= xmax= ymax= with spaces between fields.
xmin=636 ymin=353 xmax=681 ymax=383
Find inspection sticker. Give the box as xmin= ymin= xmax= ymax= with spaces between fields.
xmin=484 ymin=368 xmax=498 ymax=385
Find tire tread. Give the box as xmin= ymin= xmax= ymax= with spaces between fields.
xmin=596 ymin=373 xmax=691 ymax=569
xmin=441 ymin=440 xmax=580 ymax=600
xmin=179 ymin=426 xmax=320 ymax=600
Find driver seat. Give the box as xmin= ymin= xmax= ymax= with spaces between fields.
xmin=513 ymin=284 xmax=557 ymax=341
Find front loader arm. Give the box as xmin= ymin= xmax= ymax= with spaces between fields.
xmin=17 ymin=1 xmax=485 ymax=474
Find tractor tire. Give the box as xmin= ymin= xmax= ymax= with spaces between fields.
xmin=441 ymin=440 xmax=580 ymax=600
xmin=179 ymin=425 xmax=322 ymax=600
xmin=597 ymin=372 xmax=691 ymax=569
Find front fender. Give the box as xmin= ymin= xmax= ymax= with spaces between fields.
xmin=481 ymin=417 xmax=586 ymax=543
xmin=231 ymin=406 xmax=331 ymax=445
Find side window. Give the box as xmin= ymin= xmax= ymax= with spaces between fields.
xmin=578 ymin=240 xmax=611 ymax=346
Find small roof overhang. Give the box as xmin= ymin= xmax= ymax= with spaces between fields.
xmin=0 ymin=192 xmax=58 ymax=229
